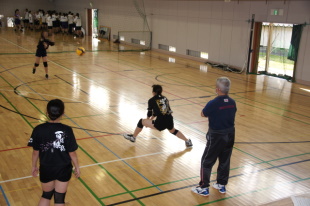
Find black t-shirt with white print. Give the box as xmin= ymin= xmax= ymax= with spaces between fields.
xmin=148 ymin=95 xmax=172 ymax=117
xmin=28 ymin=122 xmax=78 ymax=167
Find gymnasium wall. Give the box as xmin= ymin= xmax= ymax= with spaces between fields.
xmin=0 ymin=0 xmax=55 ymax=26
xmin=96 ymin=0 xmax=310 ymax=85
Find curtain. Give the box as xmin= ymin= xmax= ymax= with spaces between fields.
xmin=288 ymin=24 xmax=303 ymax=61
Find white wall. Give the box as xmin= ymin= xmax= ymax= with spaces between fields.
xmin=0 ymin=0 xmax=55 ymax=26
xmin=96 ymin=0 xmax=310 ymax=85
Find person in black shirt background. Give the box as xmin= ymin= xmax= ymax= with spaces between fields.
xmin=32 ymin=30 xmax=55 ymax=79
xmin=28 ymin=99 xmax=80 ymax=206
xmin=123 ymin=84 xmax=193 ymax=148
xmin=192 ymin=77 xmax=236 ymax=197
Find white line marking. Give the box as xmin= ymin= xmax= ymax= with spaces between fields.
xmin=0 ymin=152 xmax=163 ymax=184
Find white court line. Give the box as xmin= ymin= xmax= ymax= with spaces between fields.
xmin=0 ymin=151 xmax=163 ymax=184
xmin=0 ymin=175 xmax=33 ymax=184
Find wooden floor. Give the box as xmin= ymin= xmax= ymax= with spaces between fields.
xmin=0 ymin=28 xmax=310 ymax=206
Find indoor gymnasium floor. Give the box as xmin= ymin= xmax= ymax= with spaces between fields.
xmin=0 ymin=28 xmax=310 ymax=206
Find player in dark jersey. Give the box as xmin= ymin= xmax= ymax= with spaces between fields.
xmin=28 ymin=99 xmax=80 ymax=206
xmin=191 ymin=77 xmax=236 ymax=196
xmin=32 ymin=30 xmax=55 ymax=79
xmin=123 ymin=85 xmax=193 ymax=148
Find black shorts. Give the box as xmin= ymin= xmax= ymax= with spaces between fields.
xmin=15 ymin=19 xmax=21 ymax=25
xmin=40 ymin=164 xmax=73 ymax=183
xmin=75 ymin=26 xmax=81 ymax=31
xmin=48 ymin=26 xmax=52 ymax=29
xmin=35 ymin=49 xmax=47 ymax=57
xmin=61 ymin=22 xmax=68 ymax=28
xmin=23 ymin=19 xmax=29 ymax=23
xmin=153 ymin=115 xmax=174 ymax=131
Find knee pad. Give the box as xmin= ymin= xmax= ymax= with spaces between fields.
xmin=137 ymin=119 xmax=143 ymax=128
xmin=54 ymin=191 xmax=66 ymax=204
xmin=172 ymin=129 xmax=179 ymax=136
xmin=34 ymin=63 xmax=39 ymax=67
xmin=42 ymin=189 xmax=54 ymax=200
xmin=43 ymin=62 xmax=48 ymax=67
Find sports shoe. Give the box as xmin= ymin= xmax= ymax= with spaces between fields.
xmin=185 ymin=139 xmax=193 ymax=148
xmin=123 ymin=134 xmax=136 ymax=142
xmin=45 ymin=74 xmax=49 ymax=79
xmin=212 ymin=183 xmax=226 ymax=194
xmin=32 ymin=68 xmax=36 ymax=74
xmin=191 ymin=186 xmax=209 ymax=196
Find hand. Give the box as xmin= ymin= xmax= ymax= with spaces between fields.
xmin=43 ymin=42 xmax=48 ymax=49
xmin=74 ymin=167 xmax=80 ymax=178
xmin=32 ymin=167 xmax=39 ymax=177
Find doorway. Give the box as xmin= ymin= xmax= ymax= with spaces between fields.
xmin=87 ymin=9 xmax=98 ymax=37
xmin=257 ymin=22 xmax=295 ymax=77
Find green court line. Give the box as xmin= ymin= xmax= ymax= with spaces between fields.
xmin=196 ymin=177 xmax=310 ymax=206
xmin=77 ymin=177 xmax=104 ymax=206
xmin=78 ymin=146 xmax=145 ymax=206
xmin=100 ymin=176 xmax=199 ymax=200
xmin=234 ymin=147 xmax=302 ymax=180
xmin=99 ymin=152 xmax=310 ymax=199
xmin=0 ymin=93 xmax=33 ymax=129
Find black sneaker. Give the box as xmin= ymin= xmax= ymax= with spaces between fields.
xmin=45 ymin=74 xmax=49 ymax=79
xmin=32 ymin=68 xmax=36 ymax=74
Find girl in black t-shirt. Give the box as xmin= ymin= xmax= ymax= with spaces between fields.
xmin=32 ymin=30 xmax=55 ymax=79
xmin=123 ymin=85 xmax=193 ymax=148
xmin=28 ymin=99 xmax=80 ymax=206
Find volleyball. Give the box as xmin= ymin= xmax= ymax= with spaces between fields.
xmin=76 ymin=47 xmax=86 ymax=56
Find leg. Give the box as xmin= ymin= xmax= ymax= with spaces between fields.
xmin=42 ymin=57 xmax=48 ymax=78
xmin=199 ymin=132 xmax=224 ymax=188
xmin=124 ymin=119 xmax=155 ymax=142
xmin=54 ymin=180 xmax=69 ymax=206
xmin=33 ymin=57 xmax=41 ymax=74
xmin=168 ymin=128 xmax=188 ymax=141
xmin=133 ymin=119 xmax=156 ymax=137
xmin=39 ymin=181 xmax=55 ymax=206
xmin=216 ymin=132 xmax=235 ymax=186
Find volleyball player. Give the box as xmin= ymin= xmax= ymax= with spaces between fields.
xmin=123 ymin=85 xmax=193 ymax=148
xmin=28 ymin=99 xmax=80 ymax=206
xmin=14 ymin=9 xmax=22 ymax=32
xmin=28 ymin=10 xmax=33 ymax=30
xmin=74 ymin=13 xmax=82 ymax=37
xmin=23 ymin=9 xmax=29 ymax=30
xmin=46 ymin=13 xmax=53 ymax=34
xmin=32 ymin=30 xmax=55 ymax=79
xmin=68 ymin=12 xmax=74 ymax=34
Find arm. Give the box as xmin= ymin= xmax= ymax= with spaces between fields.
xmin=201 ymin=111 xmax=206 ymax=117
xmin=31 ymin=150 xmax=39 ymax=177
xmin=69 ymin=151 xmax=80 ymax=178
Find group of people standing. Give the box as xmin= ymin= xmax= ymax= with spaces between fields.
xmin=14 ymin=9 xmax=83 ymax=37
